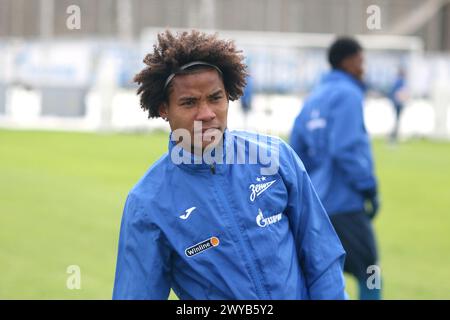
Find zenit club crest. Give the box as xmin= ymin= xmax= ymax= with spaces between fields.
xmin=185 ymin=237 xmax=220 ymax=257
xmin=249 ymin=177 xmax=277 ymax=202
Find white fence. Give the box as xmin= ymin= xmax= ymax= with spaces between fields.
xmin=0 ymin=87 xmax=448 ymax=140
xmin=0 ymin=31 xmax=449 ymax=139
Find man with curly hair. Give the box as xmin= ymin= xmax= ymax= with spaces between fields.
xmin=113 ymin=30 xmax=347 ymax=300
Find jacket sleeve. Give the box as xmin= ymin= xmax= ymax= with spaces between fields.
xmin=281 ymin=142 xmax=347 ymax=300
xmin=112 ymin=193 xmax=172 ymax=300
xmin=329 ymin=92 xmax=377 ymax=192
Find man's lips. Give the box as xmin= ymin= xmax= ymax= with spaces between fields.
xmin=195 ymin=127 xmax=220 ymax=134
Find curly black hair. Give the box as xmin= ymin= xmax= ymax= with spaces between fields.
xmin=328 ymin=37 xmax=362 ymax=69
xmin=134 ymin=30 xmax=248 ymax=118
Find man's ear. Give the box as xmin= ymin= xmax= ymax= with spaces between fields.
xmin=159 ymin=103 xmax=169 ymax=120
xmin=339 ymin=57 xmax=351 ymax=74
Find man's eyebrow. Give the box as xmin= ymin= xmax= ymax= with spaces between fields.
xmin=178 ymin=96 xmax=197 ymax=102
xmin=208 ymin=89 xmax=225 ymax=97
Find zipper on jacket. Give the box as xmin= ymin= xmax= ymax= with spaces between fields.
xmin=211 ymin=172 xmax=268 ymax=299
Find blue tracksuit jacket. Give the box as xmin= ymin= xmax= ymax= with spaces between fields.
xmin=290 ymin=70 xmax=377 ymax=215
xmin=113 ymin=130 xmax=346 ymax=299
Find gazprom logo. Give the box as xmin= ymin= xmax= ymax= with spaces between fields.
xmin=185 ymin=237 xmax=220 ymax=257
xmin=256 ymin=209 xmax=282 ymax=228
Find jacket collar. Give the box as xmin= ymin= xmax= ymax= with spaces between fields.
xmin=167 ymin=129 xmax=231 ymax=173
xmin=322 ymin=69 xmax=367 ymax=92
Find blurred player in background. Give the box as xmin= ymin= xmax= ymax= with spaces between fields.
xmin=388 ymin=67 xmax=408 ymax=144
xmin=290 ymin=37 xmax=381 ymax=300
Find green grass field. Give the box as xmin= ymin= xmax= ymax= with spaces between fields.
xmin=0 ymin=129 xmax=449 ymax=299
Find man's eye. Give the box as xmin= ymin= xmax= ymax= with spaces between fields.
xmin=211 ymin=95 xmax=222 ymax=101
xmin=182 ymin=100 xmax=195 ymax=106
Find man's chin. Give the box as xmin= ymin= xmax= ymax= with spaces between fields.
xmin=189 ymin=136 xmax=222 ymax=151
xmin=201 ymin=137 xmax=223 ymax=151
xmin=200 ymin=129 xmax=223 ymax=145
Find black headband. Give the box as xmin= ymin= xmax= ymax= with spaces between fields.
xmin=163 ymin=61 xmax=223 ymax=91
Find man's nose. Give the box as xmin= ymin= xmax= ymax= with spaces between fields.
xmin=196 ymin=100 xmax=216 ymax=122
